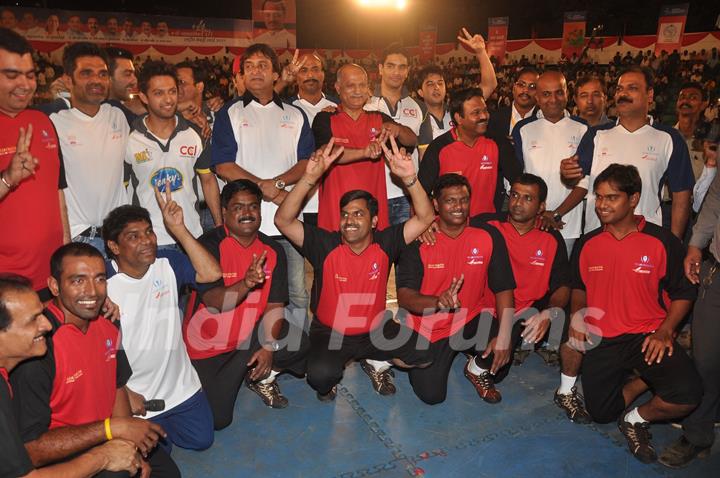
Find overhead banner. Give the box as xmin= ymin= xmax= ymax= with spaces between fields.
xmin=561 ymin=11 xmax=587 ymax=59
xmin=418 ymin=25 xmax=437 ymax=62
xmin=655 ymin=4 xmax=689 ymax=54
xmin=487 ymin=17 xmax=509 ymax=64
xmin=0 ymin=6 xmax=253 ymax=51
xmin=252 ymin=0 xmax=297 ymax=49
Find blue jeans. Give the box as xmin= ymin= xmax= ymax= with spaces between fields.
xmin=388 ymin=196 xmax=411 ymax=226
xmin=72 ymin=234 xmax=107 ymax=259
xmin=150 ymin=389 xmax=214 ymax=453
xmin=277 ymin=238 xmax=309 ymax=329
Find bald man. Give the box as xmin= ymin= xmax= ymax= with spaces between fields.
xmin=311 ymin=63 xmax=416 ymax=231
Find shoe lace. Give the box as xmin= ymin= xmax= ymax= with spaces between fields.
xmin=559 ymin=388 xmax=586 ymax=413
xmin=625 ymin=422 xmax=653 ymax=450
xmin=473 ymin=371 xmax=494 ymax=389
xmin=254 ymin=381 xmax=279 ymax=401
xmin=372 ymin=369 xmax=393 ymax=390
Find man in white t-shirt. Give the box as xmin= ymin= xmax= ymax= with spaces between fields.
xmin=103 ymin=193 xmax=220 ymax=452
xmin=126 ymin=61 xmax=220 ymax=249
xmin=254 ymin=0 xmax=296 ymax=49
xmin=43 ymin=43 xmax=129 ymax=255
xmin=364 ymin=43 xmax=420 ymax=225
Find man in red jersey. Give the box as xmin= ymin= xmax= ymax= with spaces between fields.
xmin=0 ymin=28 xmax=68 ymax=300
xmin=570 ymin=164 xmax=701 ymax=464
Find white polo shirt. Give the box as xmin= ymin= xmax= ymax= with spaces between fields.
xmin=364 ymin=93 xmax=423 ymax=199
xmin=513 ymin=110 xmax=588 ymax=239
xmin=289 ymin=93 xmax=338 ymax=216
xmin=48 ymin=103 xmax=129 ymax=237
xmin=126 ymin=115 xmax=210 ymax=245
xmin=578 ymin=117 xmax=695 ymax=232
xmin=107 ymin=252 xmax=202 ymax=418
xmin=211 ymin=92 xmax=315 ymax=236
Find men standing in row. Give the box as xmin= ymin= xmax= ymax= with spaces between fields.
xmin=0 ymin=275 xmax=144 ymax=477
xmin=126 ymin=61 xmax=221 ymax=248
xmin=570 ymin=164 xmax=701 ymax=463
xmin=419 ymin=87 xmax=521 ymax=216
xmin=396 ymin=174 xmax=517 ymax=405
xmin=0 ymin=28 xmax=69 ymax=300
xmin=312 ymin=63 xmax=416 ymax=231
xmin=44 ymin=42 xmax=130 ymax=253
xmin=562 ymin=66 xmax=694 ymax=239
xmin=513 ymin=70 xmax=587 ymax=254
xmin=212 ymin=43 xmax=314 ymax=328
xmin=275 ymin=138 xmax=435 ymax=400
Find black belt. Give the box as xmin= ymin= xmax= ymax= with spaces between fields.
xmin=78 ymin=226 xmax=103 ymax=237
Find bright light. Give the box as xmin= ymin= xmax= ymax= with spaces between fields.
xmin=357 ymin=0 xmax=407 ymax=10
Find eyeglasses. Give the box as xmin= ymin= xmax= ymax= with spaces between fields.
xmin=514 ymin=80 xmax=536 ymax=91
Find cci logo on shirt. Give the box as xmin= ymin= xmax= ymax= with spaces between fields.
xmin=402 ymin=108 xmax=418 ymax=118
xmin=179 ymin=145 xmax=198 ymax=157
xmin=151 ymin=168 xmax=184 ymax=192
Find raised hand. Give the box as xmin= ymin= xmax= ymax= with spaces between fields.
xmin=244 ymin=251 xmax=267 ymax=289
xmin=457 ymin=27 xmax=486 ymax=52
xmin=363 ymin=129 xmax=388 ymax=159
xmin=381 ymin=135 xmax=416 ymax=182
xmin=305 ymin=137 xmax=345 ymax=180
xmin=2 ymin=124 xmax=39 ymax=189
xmin=154 ymin=179 xmax=184 ymax=231
xmin=437 ymin=275 xmax=464 ymax=309
xmin=281 ymin=50 xmax=307 ymax=83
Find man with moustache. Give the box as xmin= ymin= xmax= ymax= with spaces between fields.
xmin=126 ymin=61 xmax=221 ymax=248
xmin=105 ymin=47 xmax=145 ymax=124
xmin=42 ymin=43 xmax=130 ymax=254
xmin=488 ymin=67 xmax=539 ymax=140
xmin=0 ymin=274 xmax=144 ymax=478
xmin=561 ymin=66 xmax=694 ymax=239
xmin=185 ymin=180 xmax=310 ymax=427
xmin=254 ymin=0 xmax=296 ymax=49
xmin=312 ymin=63 xmax=415 ymax=231
xmin=419 ymin=87 xmax=521 ymax=216
xmin=574 ymin=76 xmax=611 ymax=127
xmin=10 ymin=244 xmax=180 ymax=476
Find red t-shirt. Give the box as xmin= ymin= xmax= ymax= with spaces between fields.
xmin=395 ymin=224 xmax=515 ymax=342
xmin=312 ymin=107 xmax=390 ymax=231
xmin=473 ymin=214 xmax=570 ymax=314
xmin=0 ymin=109 xmax=65 ymax=290
xmin=571 ymin=216 xmax=696 ymax=338
xmin=184 ymin=228 xmax=287 ymax=359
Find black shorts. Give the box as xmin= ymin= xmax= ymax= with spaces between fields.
xmin=581 ymin=333 xmax=702 ymax=424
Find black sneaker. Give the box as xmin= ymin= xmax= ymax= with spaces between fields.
xmin=317 ymin=385 xmax=337 ymax=402
xmin=554 ymin=387 xmax=591 ymax=424
xmin=246 ymin=378 xmax=289 ymax=409
xmin=658 ymin=436 xmax=711 ymax=468
xmin=618 ymin=416 xmax=657 ymax=463
xmin=360 ymin=360 xmax=396 ymax=396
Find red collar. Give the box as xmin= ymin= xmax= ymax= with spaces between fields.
xmin=0 ymin=367 xmax=11 ymax=398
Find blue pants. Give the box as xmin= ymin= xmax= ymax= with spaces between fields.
xmin=388 ymin=196 xmax=411 ymax=226
xmin=277 ymin=237 xmax=309 ymax=328
xmin=150 ymin=389 xmax=214 ymax=453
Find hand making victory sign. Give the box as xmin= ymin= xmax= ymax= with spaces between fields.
xmin=1 ymin=124 xmax=39 ymax=190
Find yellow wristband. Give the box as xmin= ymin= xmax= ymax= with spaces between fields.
xmin=104 ymin=418 xmax=113 ymax=441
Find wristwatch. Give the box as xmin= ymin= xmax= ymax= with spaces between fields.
xmin=263 ymin=340 xmax=280 ymax=352
xmin=274 ymin=178 xmax=286 ymax=190
xmin=552 ymin=211 xmax=562 ymax=223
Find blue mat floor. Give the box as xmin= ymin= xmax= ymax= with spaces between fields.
xmin=172 ymin=353 xmax=718 ymax=477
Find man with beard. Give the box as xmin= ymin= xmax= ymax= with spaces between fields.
xmin=395 ymin=174 xmax=517 ymax=405
xmin=10 ymin=244 xmax=180 ymax=476
xmin=488 ymin=67 xmax=539 ymax=140
xmin=418 ymin=87 xmax=521 ymax=217
xmin=416 ymin=28 xmax=498 ymax=155
xmin=275 ymin=137 xmax=435 ymax=400
xmin=574 ymin=76 xmax=611 ymax=127
xmin=0 ymin=275 xmax=145 ymax=478
xmin=105 ymin=47 xmax=145 ymax=124
xmin=126 ymin=61 xmax=221 ymax=248
xmin=42 ymin=43 xmax=130 ymax=254
xmin=185 ymin=180 xmax=310 ymax=427
xmin=569 ymin=164 xmax=700 ymax=463
xmin=561 ymin=66 xmax=694 ymax=239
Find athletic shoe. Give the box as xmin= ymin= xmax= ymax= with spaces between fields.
xmin=618 ymin=416 xmax=657 ymax=463
xmin=317 ymin=385 xmax=337 ymax=402
xmin=554 ymin=387 xmax=591 ymax=424
xmin=463 ymin=358 xmax=501 ymax=403
xmin=360 ymin=360 xmax=396 ymax=396
xmin=246 ymin=378 xmax=289 ymax=409
xmin=658 ymin=436 xmax=711 ymax=468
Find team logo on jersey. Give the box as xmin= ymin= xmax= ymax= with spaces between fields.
xmin=65 ymin=369 xmax=84 ymax=384
xmin=370 ymin=127 xmax=379 ymax=140
xmin=67 ymin=134 xmax=80 ymax=146
xmin=151 ymin=279 xmax=171 ymax=299
xmin=40 ymin=129 xmax=57 ymax=149
xmin=567 ymin=135 xmax=580 ymax=150
xmin=529 ymin=140 xmax=541 ymax=150
xmin=632 ymin=254 xmax=654 ymax=274
xmin=134 ymin=148 xmax=152 ymax=163
xmin=104 ymin=338 xmax=117 ymax=362
xmin=530 ymin=249 xmax=546 ymax=267
xmin=179 ymin=145 xmax=198 ymax=157
xmin=150 ymin=167 xmax=184 ymax=192
xmin=367 ymin=262 xmax=380 ymax=281
xmin=479 ymin=155 xmax=494 ymax=170
xmin=0 ymin=146 xmax=16 ymax=156
xmin=239 ymin=117 xmax=250 ymax=128
xmin=333 ymin=137 xmax=350 ymax=144
xmin=641 ymin=145 xmax=659 ymax=162
xmin=428 ymin=263 xmax=445 ymax=269
xmin=334 ymin=273 xmax=348 ymax=282
xmin=600 ymin=147 xmax=609 ymax=157
xmin=466 ymin=247 xmax=484 ymax=265
xmin=110 ymin=120 xmax=124 ymax=140
xmin=588 ymin=265 xmax=604 ymax=272
xmin=402 ymin=108 xmax=418 ymax=118
xmin=279 ymin=114 xmax=296 ymax=129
